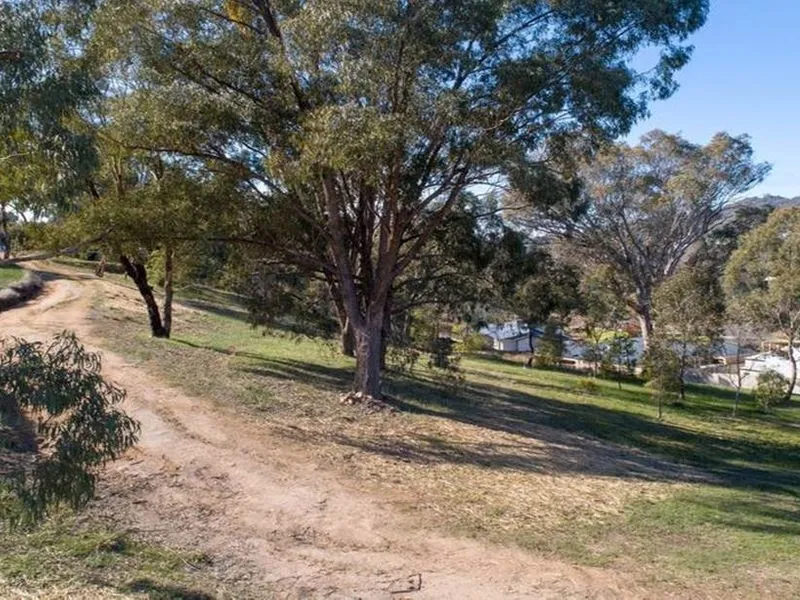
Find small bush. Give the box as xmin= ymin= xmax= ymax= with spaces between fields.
xmin=0 ymin=332 xmax=140 ymax=525
xmin=576 ymin=378 xmax=599 ymax=395
xmin=534 ymin=321 xmax=564 ymax=368
xmin=456 ymin=329 xmax=491 ymax=353
xmin=428 ymin=337 xmax=459 ymax=371
xmin=643 ymin=341 xmax=681 ymax=418
xmin=754 ymin=369 xmax=789 ymax=412
xmin=385 ymin=343 xmax=420 ymax=374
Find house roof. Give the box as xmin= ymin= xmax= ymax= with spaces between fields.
xmin=480 ymin=322 xmax=543 ymax=341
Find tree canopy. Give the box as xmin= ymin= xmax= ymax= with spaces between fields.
xmin=724 ymin=207 xmax=800 ymax=401
xmin=529 ymin=130 xmax=769 ymax=347
xmin=81 ymin=0 xmax=710 ymax=396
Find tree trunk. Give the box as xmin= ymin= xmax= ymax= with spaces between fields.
xmin=340 ymin=317 xmax=355 ymax=357
xmin=120 ymin=255 xmax=168 ymax=338
xmin=733 ymin=341 xmax=742 ymax=416
xmin=380 ymin=308 xmax=391 ymax=370
xmin=638 ymin=309 xmax=654 ymax=350
xmin=162 ymin=244 xmax=174 ymax=338
xmin=330 ymin=284 xmax=356 ymax=357
xmin=678 ymin=340 xmax=687 ymax=402
xmin=354 ymin=314 xmax=384 ymax=397
xmin=0 ymin=204 xmax=10 ymax=260
xmin=786 ymin=337 xmax=797 ymax=403
xmin=526 ymin=325 xmax=536 ymax=368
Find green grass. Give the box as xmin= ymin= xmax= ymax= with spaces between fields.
xmin=0 ymin=515 xmax=220 ymax=599
xmin=459 ymin=354 xmax=800 ymax=488
xmin=0 ymin=264 xmax=23 ymax=288
xmin=86 ymin=280 xmax=800 ymax=596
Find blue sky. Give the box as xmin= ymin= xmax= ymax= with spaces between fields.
xmin=628 ymin=1 xmax=800 ymax=198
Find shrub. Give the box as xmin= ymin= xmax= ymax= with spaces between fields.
xmin=643 ymin=341 xmax=681 ymax=418
xmin=455 ymin=326 xmax=491 ymax=353
xmin=576 ymin=378 xmax=599 ymax=395
xmin=385 ymin=344 xmax=420 ymax=374
xmin=534 ymin=321 xmax=564 ymax=368
xmin=754 ymin=369 xmax=789 ymax=412
xmin=428 ymin=337 xmax=458 ymax=371
xmin=0 ymin=333 xmax=140 ymax=525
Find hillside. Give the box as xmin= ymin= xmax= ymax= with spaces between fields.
xmin=730 ymin=194 xmax=800 ymax=211
xmin=1 ymin=262 xmax=796 ymax=598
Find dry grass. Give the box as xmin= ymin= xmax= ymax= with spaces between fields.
xmin=82 ymin=276 xmax=800 ymax=595
xmin=91 ymin=285 xmax=691 ymax=548
xmin=0 ymin=582 xmax=136 ymax=599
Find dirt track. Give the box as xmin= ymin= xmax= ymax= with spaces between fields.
xmin=0 ymin=266 xmax=650 ymax=599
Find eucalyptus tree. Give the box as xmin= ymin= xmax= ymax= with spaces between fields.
xmin=579 ymin=266 xmax=629 ymax=376
xmin=62 ymin=133 xmax=240 ymax=338
xmin=530 ymin=130 xmax=769 ymax=348
xmin=653 ymin=267 xmax=724 ymax=401
xmin=91 ymin=0 xmax=709 ymax=397
xmin=0 ymin=0 xmax=98 ymax=253
xmin=724 ymin=208 xmax=800 ymax=402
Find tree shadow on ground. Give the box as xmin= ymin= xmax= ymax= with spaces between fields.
xmin=171 ymin=338 xmax=354 ymax=390
xmin=166 ymin=334 xmax=800 ymax=501
xmin=179 ymin=299 xmax=250 ymax=323
xmin=220 ymin=353 xmax=800 ymax=495
xmin=121 ymin=579 xmax=216 ymax=600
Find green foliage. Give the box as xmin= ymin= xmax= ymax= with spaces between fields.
xmin=643 ymin=340 xmax=682 ymax=417
xmin=385 ymin=344 xmax=421 ymax=375
xmin=754 ymin=370 xmax=789 ymax=412
xmin=428 ymin=337 xmax=459 ymax=372
xmin=84 ymin=0 xmax=711 ymax=394
xmin=534 ymin=321 xmax=564 ymax=368
xmin=455 ymin=323 xmax=491 ymax=354
xmin=510 ymin=250 xmax=582 ymax=333
xmin=724 ymin=207 xmax=800 ymax=400
xmin=606 ymin=332 xmax=638 ymax=377
xmin=579 ymin=267 xmax=630 ymax=374
xmin=690 ymin=203 xmax=774 ymax=279
xmin=654 ymin=267 xmax=725 ymax=395
xmin=0 ymin=1 xmax=98 ymax=221
xmin=576 ymin=378 xmax=599 ymax=395
xmin=0 ymin=333 xmax=139 ymax=525
xmin=532 ymin=131 xmax=768 ymax=341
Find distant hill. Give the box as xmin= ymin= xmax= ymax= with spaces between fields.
xmin=731 ymin=195 xmax=800 ymax=210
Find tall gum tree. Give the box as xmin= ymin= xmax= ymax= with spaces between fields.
xmin=91 ymin=0 xmax=710 ymax=397
xmin=724 ymin=208 xmax=800 ymax=402
xmin=528 ymin=130 xmax=769 ymax=349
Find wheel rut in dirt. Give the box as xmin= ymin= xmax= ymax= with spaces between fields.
xmin=0 ymin=265 xmax=650 ymax=599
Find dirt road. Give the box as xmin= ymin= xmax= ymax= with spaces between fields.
xmin=0 ymin=266 xmax=646 ymax=599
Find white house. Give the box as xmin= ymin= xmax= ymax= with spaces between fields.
xmin=478 ymin=321 xmax=586 ymax=360
xmin=743 ymin=347 xmax=800 ymax=382
xmin=479 ymin=321 xmax=538 ymax=352
xmin=688 ymin=346 xmax=800 ymax=395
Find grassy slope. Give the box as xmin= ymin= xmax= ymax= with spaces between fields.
xmin=0 ymin=517 xmax=220 ymax=600
xmin=0 ymin=264 xmax=23 ymax=288
xmin=84 ymin=283 xmax=800 ymax=597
